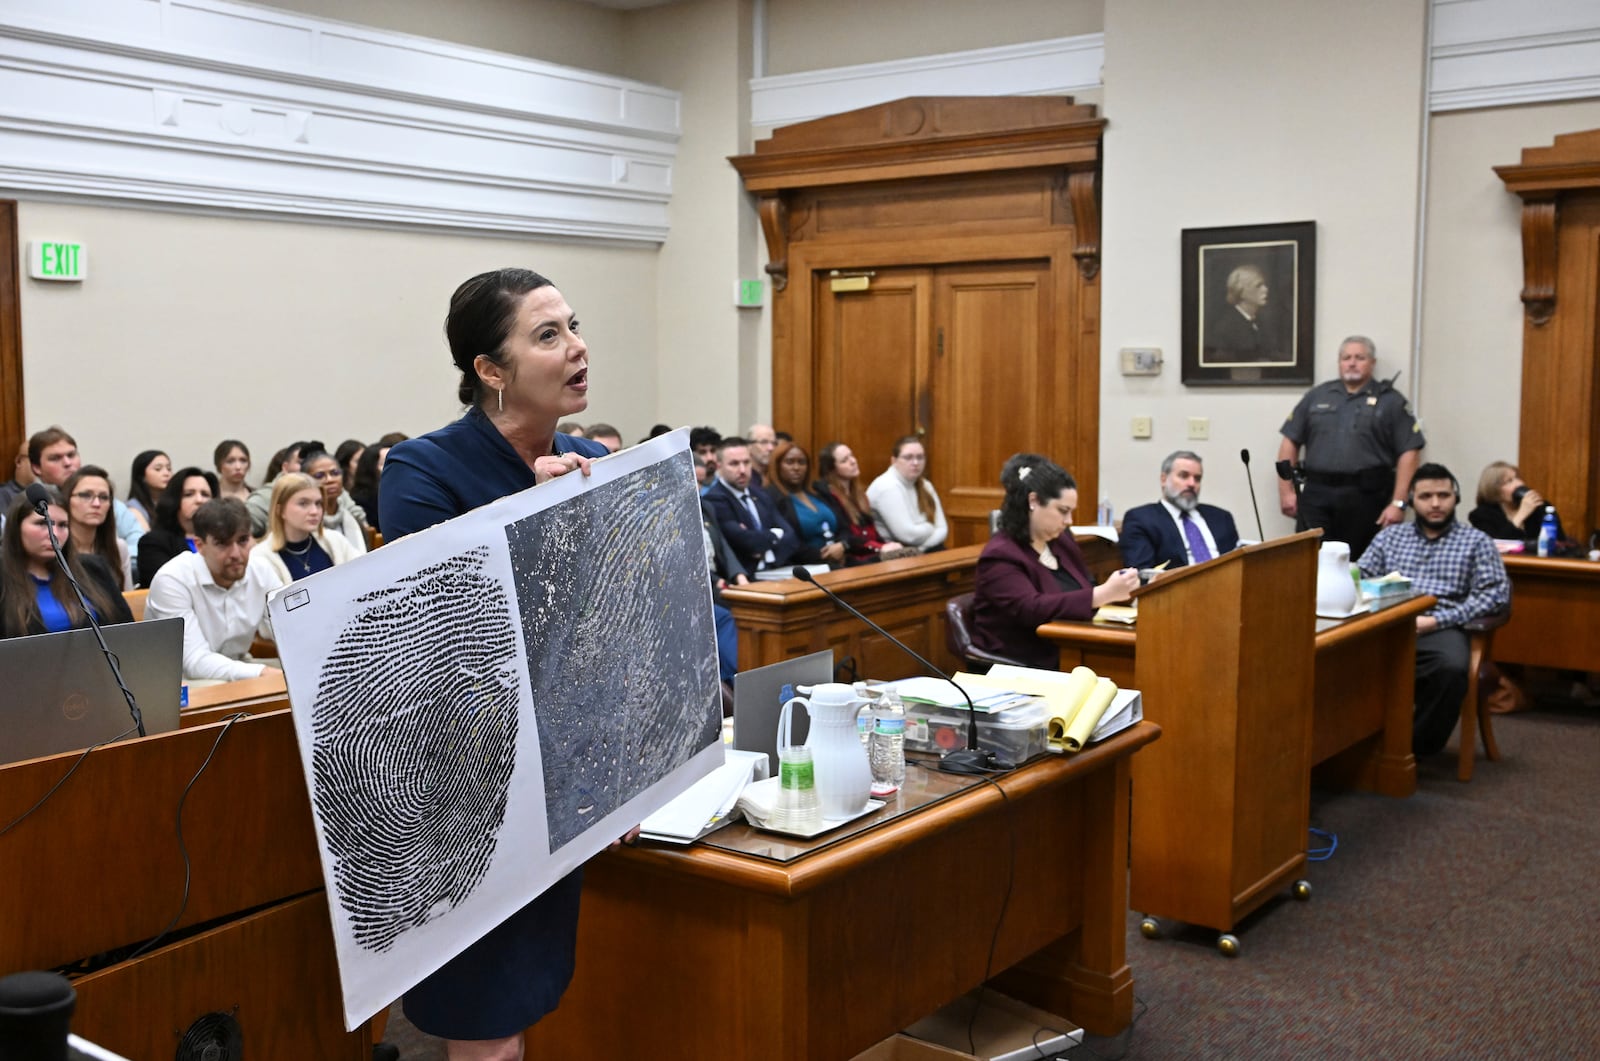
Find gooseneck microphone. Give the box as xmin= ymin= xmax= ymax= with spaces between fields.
xmin=1240 ymin=448 xmax=1266 ymax=542
xmin=26 ymin=483 xmax=145 ymax=737
xmin=790 ymin=566 xmax=995 ymax=775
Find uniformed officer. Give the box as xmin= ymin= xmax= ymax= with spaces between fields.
xmin=1276 ymin=335 xmax=1424 ymax=560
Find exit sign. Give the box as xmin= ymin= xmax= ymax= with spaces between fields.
xmin=28 ymin=241 xmax=88 ymax=282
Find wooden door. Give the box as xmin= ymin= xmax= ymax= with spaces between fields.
xmin=812 ymin=260 xmax=1052 ymax=544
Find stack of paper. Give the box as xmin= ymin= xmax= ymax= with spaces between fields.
xmin=639 ymin=749 xmax=769 ymax=844
xmin=978 ymin=664 xmax=1142 ymax=751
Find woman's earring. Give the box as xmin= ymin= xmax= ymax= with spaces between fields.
xmin=496 ymin=387 xmax=504 ymax=414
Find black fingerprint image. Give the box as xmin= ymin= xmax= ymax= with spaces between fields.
xmin=310 ymin=546 xmax=517 ymax=953
xmin=505 ymin=450 xmax=721 ymax=852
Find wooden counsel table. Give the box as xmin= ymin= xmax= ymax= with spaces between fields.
xmin=1493 ymin=554 xmax=1600 ymax=672
xmin=524 ymin=722 xmax=1162 ymax=1061
xmin=1040 ymin=592 xmax=1434 ymax=798
xmin=722 ymin=544 xmax=983 ymax=678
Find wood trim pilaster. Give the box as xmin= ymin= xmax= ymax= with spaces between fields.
xmin=0 ymin=201 xmax=22 ymax=462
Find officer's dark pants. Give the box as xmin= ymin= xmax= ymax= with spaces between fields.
xmin=1414 ymin=628 xmax=1469 ymax=756
xmin=1297 ymin=481 xmax=1390 ymax=561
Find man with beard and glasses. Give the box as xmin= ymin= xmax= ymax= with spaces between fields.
xmin=1358 ymin=462 xmax=1510 ymax=757
xmin=1118 ymin=450 xmax=1241 ymax=571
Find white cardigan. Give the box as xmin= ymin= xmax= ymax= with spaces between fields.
xmin=252 ymin=529 xmax=360 ymax=585
xmin=866 ymin=468 xmax=948 ymax=549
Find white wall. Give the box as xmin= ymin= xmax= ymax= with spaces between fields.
xmin=625 ymin=0 xmax=760 ymax=435
xmin=253 ymin=0 xmax=632 ymax=77
xmin=1419 ymin=97 xmax=1600 ymax=499
xmin=764 ymin=0 xmax=1101 ymax=75
xmin=16 ymin=200 xmax=656 ymax=487
xmin=1098 ymin=0 xmax=1428 ymax=533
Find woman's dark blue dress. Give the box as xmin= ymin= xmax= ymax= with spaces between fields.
xmin=382 ymin=406 xmax=607 ymax=1040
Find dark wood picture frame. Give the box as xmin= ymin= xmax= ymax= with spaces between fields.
xmin=1181 ymin=220 xmax=1315 ymax=386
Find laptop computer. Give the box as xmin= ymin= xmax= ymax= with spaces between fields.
xmin=2 ymin=618 xmax=184 ymax=766
xmin=732 ymin=649 xmax=834 ymax=774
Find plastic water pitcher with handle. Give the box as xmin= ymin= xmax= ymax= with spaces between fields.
xmin=777 ymin=682 xmax=873 ymax=820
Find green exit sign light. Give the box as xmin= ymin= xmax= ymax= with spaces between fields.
xmin=735 ymin=279 xmax=764 ymax=308
xmin=29 ymin=241 xmax=88 ymax=282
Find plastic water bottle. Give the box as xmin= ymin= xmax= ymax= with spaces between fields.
xmin=869 ymin=692 xmax=906 ymax=794
xmin=1537 ymin=509 xmax=1559 ymax=557
xmin=1097 ymin=497 xmax=1114 ymax=527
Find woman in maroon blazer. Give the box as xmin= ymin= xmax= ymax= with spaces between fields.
xmin=971 ymin=454 xmax=1142 ymax=669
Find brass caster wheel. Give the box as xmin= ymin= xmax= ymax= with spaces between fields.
xmin=1293 ymin=879 xmax=1313 ymax=901
xmin=1217 ymin=933 xmax=1241 ymax=958
xmin=1139 ymin=917 xmax=1162 ymax=940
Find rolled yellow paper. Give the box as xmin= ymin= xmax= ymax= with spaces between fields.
xmin=1045 ymin=666 xmax=1099 ymax=750
xmin=1062 ymin=677 xmax=1119 ymax=752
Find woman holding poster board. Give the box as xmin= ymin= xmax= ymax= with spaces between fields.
xmin=381 ymin=269 xmax=613 ymax=1061
xmin=970 ymin=454 xmax=1141 ymax=670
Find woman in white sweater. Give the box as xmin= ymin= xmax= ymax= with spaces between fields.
xmin=251 ymin=472 xmax=360 ymax=584
xmin=866 ymin=435 xmax=948 ymax=551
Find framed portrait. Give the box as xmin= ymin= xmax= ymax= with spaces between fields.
xmin=1181 ymin=220 xmax=1315 ymax=386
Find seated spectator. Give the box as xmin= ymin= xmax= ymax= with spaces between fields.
xmin=247 ymin=439 xmax=316 ymax=536
xmin=1118 ymin=450 xmax=1240 ymax=570
xmin=817 ymin=442 xmax=902 ymax=566
xmin=0 ymin=489 xmax=132 ymax=638
xmin=1359 ymin=463 xmax=1511 ymax=755
xmin=1468 ymin=461 xmax=1564 ymax=550
xmin=971 ymin=455 xmax=1141 ymax=670
xmin=765 ymin=441 xmax=845 ymax=567
xmin=335 ymin=439 xmax=366 ymax=493
xmin=699 ymin=501 xmax=748 ymax=686
xmin=136 ymin=468 xmax=217 ymax=588
xmin=213 ymin=439 xmax=253 ymax=502
xmin=350 ymin=432 xmax=408 ymax=536
xmin=555 ymin=421 xmax=586 ymax=437
xmin=701 ymin=437 xmax=800 ymax=574
xmin=300 ymin=449 xmax=369 ymax=555
xmin=125 ymin=450 xmax=172 ymax=530
xmin=64 ymin=466 xmax=132 ymax=589
xmin=690 ymin=426 xmax=723 ymax=480
xmin=746 ymin=423 xmax=776 ymax=487
xmin=0 ymin=440 xmax=36 ymax=515
xmin=29 ymin=426 xmax=143 ymax=560
xmin=253 ymin=473 xmax=359 ymax=582
xmin=146 ymin=498 xmax=280 ymax=681
xmin=867 ymin=436 xmax=948 ymax=552
xmin=585 ymin=423 xmax=623 ymax=453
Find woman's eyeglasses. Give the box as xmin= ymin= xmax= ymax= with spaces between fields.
xmin=72 ymin=491 xmax=112 ymax=505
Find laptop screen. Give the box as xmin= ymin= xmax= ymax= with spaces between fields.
xmin=732 ymin=649 xmax=834 ymax=774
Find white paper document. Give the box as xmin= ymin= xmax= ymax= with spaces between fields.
xmin=268 ymin=430 xmax=723 ymax=1029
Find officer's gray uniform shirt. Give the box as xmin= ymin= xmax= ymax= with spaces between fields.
xmin=1281 ymin=379 xmax=1424 ymax=472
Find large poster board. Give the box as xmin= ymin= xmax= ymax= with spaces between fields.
xmin=268 ymin=430 xmax=722 ymax=1028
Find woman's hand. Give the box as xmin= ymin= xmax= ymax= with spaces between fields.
xmin=1092 ymin=567 xmax=1141 ymax=607
xmin=1512 ymin=489 xmax=1545 ymax=528
xmin=608 ymin=825 xmax=642 ymax=850
xmin=821 ymin=542 xmax=845 ymax=564
xmin=533 ymin=452 xmax=593 ymax=486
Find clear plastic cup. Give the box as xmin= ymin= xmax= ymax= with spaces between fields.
xmin=775 ymin=745 xmax=822 ymax=833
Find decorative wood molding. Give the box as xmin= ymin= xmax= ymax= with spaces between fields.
xmin=1431 ymin=0 xmax=1600 ymax=111
xmin=0 ymin=0 xmax=680 ymax=242
xmin=0 ymin=200 xmax=21 ymax=461
xmin=756 ymin=195 xmax=789 ymax=292
xmin=750 ymin=34 xmax=1103 ymax=129
xmin=1067 ymin=168 xmax=1100 ymax=281
xmin=1517 ymin=198 xmax=1559 ymax=326
xmin=731 ymin=97 xmax=1103 ymax=194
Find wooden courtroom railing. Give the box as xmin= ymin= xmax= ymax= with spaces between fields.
xmin=1493 ymin=554 xmax=1600 ymax=672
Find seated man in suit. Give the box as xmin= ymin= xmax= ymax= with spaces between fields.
xmin=1119 ymin=450 xmax=1241 ymax=570
xmin=1358 ymin=462 xmax=1510 ymax=757
xmin=701 ymin=436 xmax=801 ymax=574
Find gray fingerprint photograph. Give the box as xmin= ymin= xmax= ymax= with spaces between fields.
xmin=504 ymin=449 xmax=720 ymax=852
xmin=310 ymin=546 xmax=518 ymax=954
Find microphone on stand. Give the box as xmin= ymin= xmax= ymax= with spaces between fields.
xmin=1240 ymin=449 xmax=1266 ymax=542
xmin=25 ymin=483 xmax=145 ymax=737
xmin=790 ymin=566 xmax=995 ymax=775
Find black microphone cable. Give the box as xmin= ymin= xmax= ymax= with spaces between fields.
xmin=0 ymin=722 xmax=140 ymax=838
xmin=24 ymin=483 xmax=144 ymax=737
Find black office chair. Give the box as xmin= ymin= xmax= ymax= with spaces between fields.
xmin=944 ymin=592 xmax=1028 ymax=673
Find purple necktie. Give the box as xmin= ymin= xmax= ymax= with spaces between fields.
xmin=1182 ymin=512 xmax=1212 ymax=563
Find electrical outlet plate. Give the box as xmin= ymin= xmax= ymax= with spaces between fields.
xmin=1131 ymin=416 xmax=1153 ymax=439
xmin=1119 ymin=347 xmax=1163 ymax=376
xmin=1187 ymin=417 xmax=1210 ymax=440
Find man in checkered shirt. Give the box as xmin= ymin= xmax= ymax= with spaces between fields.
xmin=1357 ymin=462 xmax=1511 ymax=757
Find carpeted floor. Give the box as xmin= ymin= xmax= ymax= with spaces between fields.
xmin=380 ymin=699 xmax=1600 ymax=1061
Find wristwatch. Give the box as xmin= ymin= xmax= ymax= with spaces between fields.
xmin=1391 ymin=499 xmax=1407 ymax=511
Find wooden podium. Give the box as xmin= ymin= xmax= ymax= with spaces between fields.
xmin=0 ymin=710 xmax=368 ymax=1059
xmin=1126 ymin=531 xmax=1320 ymax=954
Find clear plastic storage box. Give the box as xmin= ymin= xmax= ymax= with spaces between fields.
xmin=903 ymin=700 xmax=1051 ymax=766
